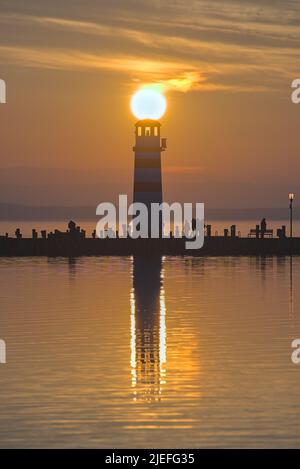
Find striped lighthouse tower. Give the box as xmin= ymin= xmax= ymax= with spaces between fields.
xmin=133 ymin=119 xmax=167 ymax=235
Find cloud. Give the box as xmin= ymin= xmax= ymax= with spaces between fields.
xmin=0 ymin=45 xmax=189 ymax=74
xmin=2 ymin=43 xmax=262 ymax=94
xmin=0 ymin=4 xmax=299 ymax=94
xmin=144 ymin=71 xmax=234 ymax=93
xmin=158 ymin=72 xmax=208 ymax=93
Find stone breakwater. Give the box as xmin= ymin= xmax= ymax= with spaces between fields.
xmin=0 ymin=235 xmax=299 ymax=257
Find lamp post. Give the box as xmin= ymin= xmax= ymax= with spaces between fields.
xmin=289 ymin=193 xmax=295 ymax=239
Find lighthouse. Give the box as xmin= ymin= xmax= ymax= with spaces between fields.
xmin=131 ymin=89 xmax=167 ymax=235
xmin=133 ymin=119 xmax=167 ymax=211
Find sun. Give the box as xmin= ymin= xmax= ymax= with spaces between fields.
xmin=130 ymin=88 xmax=167 ymax=120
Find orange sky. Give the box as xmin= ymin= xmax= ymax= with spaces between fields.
xmin=0 ymin=0 xmax=300 ymax=208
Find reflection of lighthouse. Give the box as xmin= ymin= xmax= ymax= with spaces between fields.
xmin=130 ymin=256 xmax=166 ymax=401
xmin=133 ymin=120 xmax=167 ymax=234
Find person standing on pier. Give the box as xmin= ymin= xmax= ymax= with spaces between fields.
xmin=260 ymin=218 xmax=267 ymax=239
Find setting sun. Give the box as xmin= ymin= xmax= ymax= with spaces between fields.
xmin=130 ymin=88 xmax=167 ymax=120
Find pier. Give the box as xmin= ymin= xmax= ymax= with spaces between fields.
xmin=0 ymin=221 xmax=299 ymax=257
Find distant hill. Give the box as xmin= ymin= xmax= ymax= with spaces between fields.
xmin=0 ymin=166 xmax=298 ymax=211
xmin=0 ymin=203 xmax=297 ymax=221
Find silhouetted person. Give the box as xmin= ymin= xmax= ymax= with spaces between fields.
xmin=68 ymin=220 xmax=76 ymax=233
xmin=190 ymin=218 xmax=201 ymax=239
xmin=206 ymin=224 xmax=212 ymax=237
xmin=277 ymin=225 xmax=286 ymax=239
xmin=260 ymin=218 xmax=267 ymax=239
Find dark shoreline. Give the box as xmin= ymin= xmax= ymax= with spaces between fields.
xmin=0 ymin=237 xmax=298 ymax=257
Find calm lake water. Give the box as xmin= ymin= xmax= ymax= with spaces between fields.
xmin=0 ymin=256 xmax=299 ymax=448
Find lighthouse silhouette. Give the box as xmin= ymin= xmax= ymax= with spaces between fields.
xmin=133 ymin=119 xmax=167 ymax=235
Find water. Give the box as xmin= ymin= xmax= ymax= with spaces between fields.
xmin=0 ymin=256 xmax=299 ymax=448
